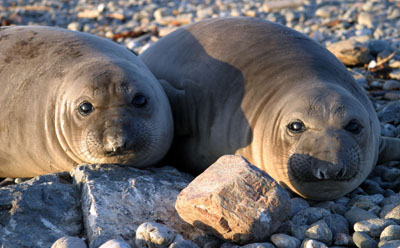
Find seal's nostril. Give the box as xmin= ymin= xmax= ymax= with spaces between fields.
xmin=337 ymin=167 xmax=345 ymax=178
xmin=316 ymin=168 xmax=325 ymax=180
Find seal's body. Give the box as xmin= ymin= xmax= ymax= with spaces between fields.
xmin=0 ymin=26 xmax=173 ymax=177
xmin=140 ymin=17 xmax=400 ymax=200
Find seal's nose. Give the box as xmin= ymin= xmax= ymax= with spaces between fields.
xmin=103 ymin=131 xmax=128 ymax=155
xmin=312 ymin=159 xmax=346 ymax=180
xmin=103 ymin=118 xmax=132 ymax=155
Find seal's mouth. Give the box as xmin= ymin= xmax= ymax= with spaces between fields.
xmin=104 ymin=149 xmax=133 ymax=157
xmin=288 ymin=153 xmax=359 ymax=182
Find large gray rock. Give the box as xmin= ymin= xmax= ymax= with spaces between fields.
xmin=175 ymin=155 xmax=291 ymax=244
xmin=0 ymin=173 xmax=82 ymax=248
xmin=71 ymin=164 xmax=205 ymax=248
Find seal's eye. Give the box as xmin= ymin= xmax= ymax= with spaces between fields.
xmin=78 ymin=101 xmax=94 ymax=116
xmin=288 ymin=121 xmax=306 ymax=133
xmin=132 ymin=94 xmax=147 ymax=108
xmin=345 ymin=120 xmax=362 ymax=134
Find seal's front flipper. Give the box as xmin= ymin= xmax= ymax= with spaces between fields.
xmin=378 ymin=136 xmax=400 ymax=164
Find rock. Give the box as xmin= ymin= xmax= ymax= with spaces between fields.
xmin=382 ymin=205 xmax=400 ymax=224
xmin=384 ymin=92 xmax=400 ymax=101
xmin=368 ymin=40 xmax=390 ymax=55
xmin=51 ymin=236 xmax=87 ymax=248
xmin=322 ymin=214 xmax=350 ymax=235
xmin=136 ymin=222 xmax=176 ymax=248
xmin=169 ymin=240 xmax=199 ymax=248
xmin=67 ymin=22 xmax=82 ymax=31
xmin=377 ymin=101 xmax=400 ymax=125
xmin=390 ymin=69 xmax=400 ymax=80
xmin=263 ymin=0 xmax=303 ymax=12
xmin=389 ymin=59 xmax=400 ymax=69
xmin=352 ymin=232 xmax=378 ymax=248
xmin=315 ymin=6 xmax=334 ymax=18
xmin=270 ymin=233 xmax=301 ymax=248
xmin=0 ymin=173 xmax=82 ymax=248
xmin=153 ymin=8 xmax=170 ymax=21
xmin=349 ymin=196 xmax=377 ymax=210
xmin=175 ymin=155 xmax=291 ymax=244
xmin=77 ymin=9 xmax=100 ymax=19
xmin=290 ymin=198 xmax=310 ymax=218
xmin=358 ymin=12 xmax=375 ymax=28
xmin=327 ymin=39 xmax=372 ymax=66
xmin=382 ymin=168 xmax=400 ymax=182
xmin=240 ymin=242 xmax=275 ymax=248
xmin=361 ymin=179 xmax=386 ymax=195
xmin=300 ymin=239 xmax=328 ymax=248
xmin=354 ymin=218 xmax=396 ymax=238
xmin=345 ymin=207 xmax=379 ymax=226
xmin=379 ymin=240 xmax=400 ymax=248
xmin=196 ymin=7 xmax=214 ymax=19
xmin=71 ymin=164 xmax=204 ymax=248
xmin=290 ymin=224 xmax=308 ymax=240
xmin=380 ymin=224 xmax=400 ymax=241
xmin=304 ymin=220 xmax=333 ymax=245
xmin=291 ymin=208 xmax=332 ymax=226
xmin=99 ymin=239 xmax=132 ymax=248
xmin=382 ymin=193 xmax=400 ymax=206
xmin=158 ymin=27 xmax=178 ymax=37
xmin=349 ymin=194 xmax=385 ymax=206
xmin=333 ymin=233 xmax=354 ymax=246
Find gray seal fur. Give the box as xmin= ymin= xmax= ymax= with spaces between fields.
xmin=0 ymin=26 xmax=173 ymax=177
xmin=140 ymin=17 xmax=400 ymax=200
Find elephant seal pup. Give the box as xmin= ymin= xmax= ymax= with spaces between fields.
xmin=0 ymin=26 xmax=173 ymax=177
xmin=140 ymin=17 xmax=400 ymax=200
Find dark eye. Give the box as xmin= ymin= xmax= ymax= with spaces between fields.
xmin=288 ymin=121 xmax=306 ymax=133
xmin=78 ymin=101 xmax=94 ymax=116
xmin=345 ymin=120 xmax=362 ymax=134
xmin=132 ymin=94 xmax=147 ymax=108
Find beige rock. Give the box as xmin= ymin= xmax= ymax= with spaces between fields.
xmin=175 ymin=155 xmax=291 ymax=244
xmin=263 ymin=0 xmax=303 ymax=12
xmin=327 ymin=39 xmax=372 ymax=66
xmin=77 ymin=9 xmax=100 ymax=19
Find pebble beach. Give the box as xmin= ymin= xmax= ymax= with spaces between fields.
xmin=1 ymin=0 xmax=400 ymax=248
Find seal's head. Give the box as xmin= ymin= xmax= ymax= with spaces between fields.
xmin=55 ymin=59 xmax=173 ymax=168
xmin=272 ymin=84 xmax=379 ymax=200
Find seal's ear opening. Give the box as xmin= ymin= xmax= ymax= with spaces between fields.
xmin=378 ymin=136 xmax=400 ymax=164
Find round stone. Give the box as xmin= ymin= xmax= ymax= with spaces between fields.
xmin=270 ymin=233 xmax=300 ymax=248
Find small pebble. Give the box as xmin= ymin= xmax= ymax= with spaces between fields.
xmin=99 ymin=239 xmax=131 ymax=248
xmin=379 ymin=240 xmax=400 ymax=248
xmin=168 ymin=240 xmax=199 ymax=248
xmin=240 ymin=242 xmax=275 ymax=248
xmin=270 ymin=233 xmax=301 ymax=248
xmin=352 ymin=232 xmax=378 ymax=248
xmin=290 ymin=198 xmax=310 ymax=218
xmin=135 ymin=222 xmax=176 ymax=248
xmin=333 ymin=233 xmax=354 ymax=246
xmin=304 ymin=220 xmax=332 ymax=245
xmin=51 ymin=236 xmax=87 ymax=248
xmin=354 ymin=218 xmax=396 ymax=238
xmin=382 ymin=205 xmax=400 ymax=224
xmin=300 ymin=239 xmax=328 ymax=248
xmin=380 ymin=224 xmax=400 ymax=241
xmin=345 ymin=207 xmax=378 ymax=226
